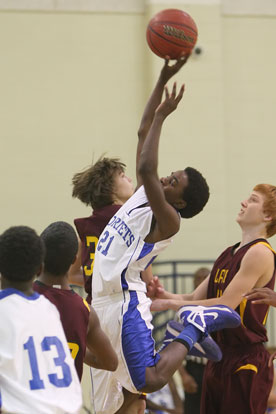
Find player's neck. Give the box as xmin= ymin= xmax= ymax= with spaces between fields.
xmin=1 ymin=277 xmax=34 ymax=296
xmin=112 ymin=198 xmax=124 ymax=206
xmin=37 ymin=272 xmax=70 ymax=290
xmin=239 ymin=227 xmax=267 ymax=248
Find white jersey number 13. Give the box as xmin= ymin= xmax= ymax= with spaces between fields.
xmin=24 ymin=335 xmax=72 ymax=390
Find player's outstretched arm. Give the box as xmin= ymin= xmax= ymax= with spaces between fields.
xmin=147 ymin=274 xmax=209 ymax=302
xmin=151 ymin=243 xmax=274 ymax=311
xmin=136 ymin=55 xmax=189 ymax=188
xmin=138 ymin=83 xmax=185 ymax=242
xmin=84 ymin=308 xmax=118 ymax=371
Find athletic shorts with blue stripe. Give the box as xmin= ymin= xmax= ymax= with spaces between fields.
xmin=91 ymin=290 xmax=160 ymax=414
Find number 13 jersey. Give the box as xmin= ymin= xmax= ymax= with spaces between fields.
xmin=0 ymin=289 xmax=82 ymax=414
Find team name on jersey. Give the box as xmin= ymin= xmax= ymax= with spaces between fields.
xmin=107 ymin=215 xmax=135 ymax=247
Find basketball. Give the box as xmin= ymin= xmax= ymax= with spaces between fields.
xmin=146 ymin=9 xmax=198 ymax=59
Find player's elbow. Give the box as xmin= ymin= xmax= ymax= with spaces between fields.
xmin=138 ymin=161 xmax=153 ymax=178
xmin=138 ymin=127 xmax=146 ymax=140
xmin=106 ymin=353 xmax=118 ymax=372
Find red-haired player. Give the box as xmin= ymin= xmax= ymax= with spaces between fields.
xmin=150 ymin=184 xmax=276 ymax=414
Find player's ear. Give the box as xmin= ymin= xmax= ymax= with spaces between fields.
xmin=36 ymin=264 xmax=43 ymax=276
xmin=72 ymin=255 xmax=78 ymax=265
xmin=264 ymin=214 xmax=272 ymax=222
xmin=174 ymin=199 xmax=187 ymax=209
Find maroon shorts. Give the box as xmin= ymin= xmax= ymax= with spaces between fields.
xmin=201 ymin=343 xmax=273 ymax=414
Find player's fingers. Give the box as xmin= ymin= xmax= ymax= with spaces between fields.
xmin=244 ymin=291 xmax=266 ymax=300
xmin=164 ymin=55 xmax=170 ymax=66
xmin=251 ymin=299 xmax=269 ymax=305
xmin=176 ymin=84 xmax=185 ymax=102
xmin=164 ymin=86 xmax=169 ymax=99
xmin=171 ymin=82 xmax=177 ymax=98
xmin=179 ymin=52 xmax=190 ymax=65
xmin=268 ymin=352 xmax=276 ymax=367
xmin=184 ymin=52 xmax=191 ymax=62
xmin=175 ymin=53 xmax=186 ymax=68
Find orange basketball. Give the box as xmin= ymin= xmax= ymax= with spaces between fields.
xmin=146 ymin=9 xmax=198 ymax=59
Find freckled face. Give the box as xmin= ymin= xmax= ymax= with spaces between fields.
xmin=236 ymin=191 xmax=266 ymax=226
xmin=160 ymin=170 xmax=188 ymax=206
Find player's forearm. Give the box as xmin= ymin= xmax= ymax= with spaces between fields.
xmin=138 ymin=114 xmax=164 ymax=177
xmin=168 ymin=295 xmax=235 ymax=310
xmin=84 ymin=348 xmax=118 ymax=371
xmin=158 ymin=289 xmax=193 ymax=301
xmin=138 ymin=77 xmax=167 ymax=140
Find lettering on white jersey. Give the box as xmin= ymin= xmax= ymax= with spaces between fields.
xmin=107 ymin=215 xmax=135 ymax=247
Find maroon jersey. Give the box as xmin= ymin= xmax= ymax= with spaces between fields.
xmin=207 ymin=238 xmax=276 ymax=346
xmin=33 ymin=281 xmax=90 ymax=380
xmin=74 ymin=204 xmax=121 ymax=303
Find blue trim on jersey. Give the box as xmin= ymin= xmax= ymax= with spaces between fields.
xmin=121 ymin=291 xmax=160 ymax=390
xmin=145 ymin=255 xmax=157 ymax=269
xmin=121 ymin=268 xmax=129 ymax=290
xmin=120 ymin=237 xmax=141 ymax=291
xmin=0 ymin=389 xmax=2 ymax=408
xmin=0 ymin=288 xmax=40 ymax=301
xmin=137 ymin=242 xmax=154 ymax=261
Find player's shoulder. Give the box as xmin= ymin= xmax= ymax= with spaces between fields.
xmin=0 ymin=289 xmax=40 ymax=303
xmin=69 ymin=290 xmax=90 ymax=312
xmin=249 ymin=240 xmax=275 ymax=255
xmin=245 ymin=241 xmax=275 ymax=264
xmin=121 ymin=186 xmax=148 ymax=214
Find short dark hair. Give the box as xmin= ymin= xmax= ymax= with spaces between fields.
xmin=40 ymin=221 xmax=78 ymax=276
xmin=179 ymin=167 xmax=210 ymax=218
xmin=0 ymin=226 xmax=45 ymax=282
xmin=72 ymin=156 xmax=126 ymax=209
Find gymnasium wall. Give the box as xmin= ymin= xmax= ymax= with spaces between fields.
xmin=0 ymin=0 xmax=275 ymax=262
xmin=1 ymin=0 xmax=276 ymax=407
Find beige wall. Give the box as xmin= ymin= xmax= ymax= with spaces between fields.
xmin=0 ymin=0 xmax=275 ymax=262
xmin=1 ymin=1 xmax=276 ymax=410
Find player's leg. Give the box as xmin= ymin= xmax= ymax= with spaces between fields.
xmin=160 ymin=320 xmax=222 ymax=361
xmin=220 ymin=345 xmax=273 ymax=414
xmin=140 ymin=304 xmax=241 ymax=393
xmin=202 ymin=344 xmax=274 ymax=414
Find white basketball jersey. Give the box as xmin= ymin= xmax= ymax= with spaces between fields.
xmin=0 ymin=289 xmax=82 ymax=414
xmin=92 ymin=185 xmax=174 ymax=298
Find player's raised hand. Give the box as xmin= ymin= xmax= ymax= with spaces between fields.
xmin=155 ymin=82 xmax=185 ymax=119
xmin=244 ymin=287 xmax=276 ymax=306
xmin=160 ymin=53 xmax=190 ymax=84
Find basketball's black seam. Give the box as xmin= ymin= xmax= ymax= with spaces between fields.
xmin=151 ymin=20 xmax=197 ymax=35
xmin=148 ymin=26 xmax=193 ymax=49
xmin=148 ymin=31 xmax=164 ymax=57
